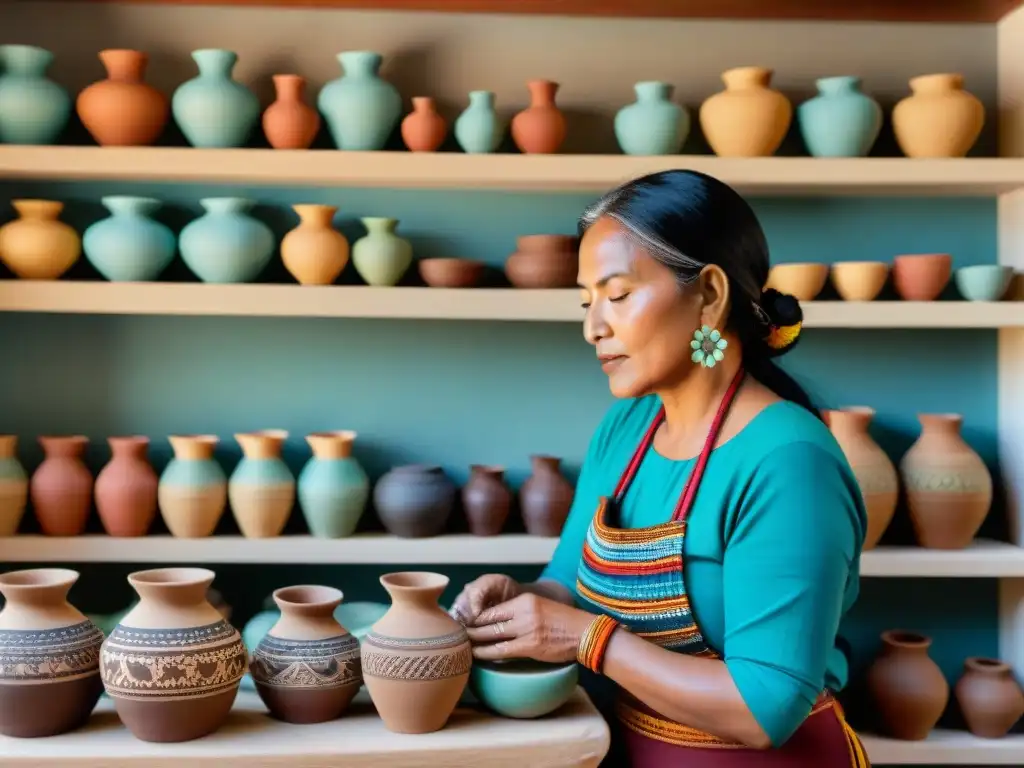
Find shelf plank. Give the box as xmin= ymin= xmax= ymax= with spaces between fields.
xmin=859 ymin=540 xmax=1024 ymax=577
xmin=2 ymin=147 xmax=1024 ymax=196
xmin=861 ymin=729 xmax=1024 ymax=764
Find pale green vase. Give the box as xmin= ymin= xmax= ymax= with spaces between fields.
xmin=351 ymin=217 xmax=412 ymax=286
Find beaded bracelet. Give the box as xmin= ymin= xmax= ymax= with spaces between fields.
xmin=577 ymin=614 xmax=620 ymax=673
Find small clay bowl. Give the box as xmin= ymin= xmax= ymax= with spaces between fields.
xmin=418 ymin=258 xmax=485 ymax=288
xmin=765 ymin=263 xmax=829 ymax=301
xmin=516 ymin=234 xmax=578 ymax=253
xmin=470 ymin=659 xmax=579 ymax=719
xmin=955 ymin=265 xmax=1014 ymax=302
xmin=892 ymin=253 xmax=952 ymax=301
xmin=830 ymin=261 xmax=889 ymax=301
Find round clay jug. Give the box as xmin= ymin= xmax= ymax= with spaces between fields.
xmin=30 ymin=436 xmax=93 ymax=536
xmin=250 ymin=585 xmax=362 ymax=724
xmin=228 ymin=430 xmax=295 ymax=539
xmin=94 ymin=436 xmax=158 ymax=537
xmin=298 ymin=431 xmax=369 ymax=538
xmin=82 ymin=196 xmax=176 ymax=282
xmin=351 ymin=217 xmax=412 ymax=287
xmin=0 ymin=199 xmax=81 ymax=280
xmin=462 ymin=465 xmax=511 ymax=536
xmin=504 ymin=234 xmax=579 ymax=289
xmin=373 ymin=464 xmax=455 ymax=538
xmin=401 ymin=96 xmax=447 ymax=152
xmin=614 ymin=81 xmax=689 ymax=156
xmin=0 ymin=44 xmax=71 ymax=145
xmin=0 ymin=435 xmax=27 ymax=536
xmin=179 ymin=197 xmax=275 ymax=284
xmin=825 ymin=407 xmax=898 ymax=549
xmin=0 ymin=568 xmax=104 ymax=737
xmin=866 ymin=630 xmax=949 ymax=740
xmin=797 ymin=76 xmax=882 ymax=158
xmin=281 ymin=204 xmax=350 ymax=286
xmin=699 ymin=66 xmax=792 ymax=157
xmin=519 ymin=455 xmax=574 ymax=536
xmin=76 ymin=49 xmax=169 ymax=146
xmin=361 ymin=572 xmax=471 ymax=733
xmin=900 ymin=414 xmax=992 ymax=549
xmin=100 ymin=567 xmax=247 ymax=743
xmin=171 ymin=49 xmax=258 ymax=148
xmin=454 ymin=90 xmax=505 ymax=154
xmin=511 ymin=79 xmax=567 ymax=154
xmin=262 ymin=74 xmax=320 ymax=150
xmin=954 ymin=657 xmax=1024 ymax=738
xmin=158 ymin=435 xmax=227 ymax=538
xmin=892 ymin=74 xmax=984 ymax=158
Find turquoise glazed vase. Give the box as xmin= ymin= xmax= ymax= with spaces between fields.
xmin=179 ymin=197 xmax=275 ymax=283
xmin=454 ymin=90 xmax=505 ymax=153
xmin=0 ymin=44 xmax=71 ymax=144
xmin=171 ymin=49 xmax=259 ymax=148
xmin=351 ymin=217 xmax=412 ymax=286
xmin=318 ymin=51 xmax=401 ymax=151
xmin=797 ymin=76 xmax=882 ymax=158
xmin=83 ymin=196 xmax=176 ymax=282
xmin=614 ymin=81 xmax=689 ymax=156
xmin=298 ymin=431 xmax=369 ymax=539
xmin=157 ymin=435 xmax=228 ymax=538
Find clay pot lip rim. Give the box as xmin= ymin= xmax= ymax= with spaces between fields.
xmin=892 ymin=253 xmax=953 ymax=263
xmin=470 ymin=463 xmax=506 ymax=473
xmin=0 ymin=567 xmax=79 ymax=589
xmin=880 ymin=629 xmax=932 ymax=648
xmin=37 ymin=434 xmax=89 ymax=444
xmin=107 ymin=435 xmax=151 ymax=446
xmin=419 ymin=258 xmax=486 ymax=267
xmin=917 ymin=412 xmax=963 ymax=422
xmin=380 ymin=571 xmax=450 ymax=592
xmin=271 ymin=73 xmax=305 ymax=82
xmin=769 ymin=262 xmax=829 ymax=273
xmin=964 ymin=656 xmax=1011 ymax=673
xmin=957 ymin=264 xmax=1014 ymax=275
xmin=169 ymin=433 xmax=220 ymax=444
xmin=830 ymin=261 xmax=889 ymax=271
xmin=529 ymin=453 xmax=562 ymax=463
xmin=473 ymin=658 xmax=579 ymax=680
xmin=273 ymin=584 xmax=344 ymax=608
xmin=12 ymin=198 xmax=63 ymax=209
xmin=908 ymin=73 xmax=964 ymax=87
xmin=390 ymin=463 xmax=443 ymax=473
xmin=128 ymin=567 xmax=216 ymax=588
xmin=832 ymin=405 xmax=876 ymax=416
xmin=306 ymin=430 xmax=357 ymax=441
xmin=97 ymin=48 xmax=146 ymax=58
xmin=291 ymin=202 xmax=337 ymax=213
xmin=236 ymin=429 xmax=289 ymax=440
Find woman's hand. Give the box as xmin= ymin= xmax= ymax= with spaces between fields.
xmin=465 ymin=592 xmax=595 ymax=664
xmin=449 ymin=574 xmax=523 ymax=627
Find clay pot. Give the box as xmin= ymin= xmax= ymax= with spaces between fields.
xmin=505 ymin=234 xmax=579 ymax=289
xmin=866 ymin=630 xmax=949 ymax=740
xmin=764 ymin=263 xmax=828 ymax=301
xmin=893 ymin=74 xmax=984 ymax=158
xmin=373 ymin=465 xmax=455 ymax=538
xmin=298 ymin=431 xmax=369 ymax=539
xmin=900 ymin=413 xmax=992 ymax=550
xmin=519 ymin=455 xmax=574 ymax=536
xmin=892 ymin=253 xmax=952 ymax=301
xmin=262 ymin=74 xmax=320 ymax=150
xmin=281 ymin=204 xmax=350 ymax=286
xmin=462 ymin=465 xmax=512 ymax=536
xmin=0 ymin=568 xmax=104 ymax=737
xmin=0 ymin=435 xmax=28 ymax=536
xmin=401 ymin=96 xmax=447 ymax=152
xmin=511 ymin=79 xmax=567 ymax=154
xmin=0 ymin=200 xmax=81 ymax=280
xmin=100 ymin=567 xmax=247 ymax=742
xmin=954 ymin=657 xmax=1024 ymax=738
xmin=229 ymin=430 xmax=295 ymax=538
xmin=361 ymin=572 xmax=471 ymax=733
xmin=94 ymin=436 xmax=158 ymax=538
xmin=250 ymin=585 xmax=362 ymax=724
xmin=30 ymin=436 xmax=93 ymax=537
xmin=825 ymin=407 xmax=898 ymax=550
xmin=699 ymin=66 xmax=792 ymax=157
xmin=158 ymin=435 xmax=228 ymax=538
xmin=76 ymin=49 xmax=169 ymax=146
xmin=418 ymin=258 xmax=484 ymax=288
xmin=830 ymin=261 xmax=889 ymax=301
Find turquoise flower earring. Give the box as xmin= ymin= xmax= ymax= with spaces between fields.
xmin=691 ymin=325 xmax=728 ymax=368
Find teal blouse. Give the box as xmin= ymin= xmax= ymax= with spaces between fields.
xmin=541 ymin=395 xmax=866 ymax=747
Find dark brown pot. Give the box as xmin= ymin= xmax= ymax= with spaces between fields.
xmin=373 ymin=465 xmax=455 ymax=538
xmin=519 ymin=455 xmax=574 ymax=537
xmin=954 ymin=657 xmax=1024 ymax=738
xmin=865 ymin=630 xmax=949 ymax=740
xmin=461 ymin=465 xmax=511 ymax=536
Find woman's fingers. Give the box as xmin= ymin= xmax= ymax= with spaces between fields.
xmin=465 ymin=615 xmax=519 ymax=643
xmin=474 ymin=600 xmax=516 ymax=626
xmin=472 ymin=636 xmax=533 ymax=661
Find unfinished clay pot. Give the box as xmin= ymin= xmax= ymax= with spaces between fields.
xmin=504 ymin=234 xmax=578 ymax=289
xmin=280 ymin=204 xmax=350 ymax=286
xmin=699 ymin=66 xmax=792 ymax=157
xmin=400 ymin=96 xmax=447 ymax=152
xmin=892 ymin=74 xmax=984 ymax=158
xmin=30 ymin=436 xmax=93 ymax=536
xmin=76 ymin=49 xmax=169 ymax=146
xmin=954 ymin=657 xmax=1024 ymax=738
xmin=865 ymin=630 xmax=949 ymax=740
xmin=262 ymin=74 xmax=320 ymax=150
xmin=519 ymin=455 xmax=574 ymax=536
xmin=461 ymin=465 xmax=511 ymax=536
xmin=229 ymin=430 xmax=295 ymax=538
xmin=94 ymin=436 xmax=158 ymax=537
xmin=510 ymin=79 xmax=566 ymax=154
xmin=0 ymin=435 xmax=27 ymax=536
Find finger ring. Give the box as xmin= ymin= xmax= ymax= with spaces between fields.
xmin=492 ymin=621 xmax=505 ymax=636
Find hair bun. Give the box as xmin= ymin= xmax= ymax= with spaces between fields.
xmin=759 ymin=288 xmax=803 ymax=357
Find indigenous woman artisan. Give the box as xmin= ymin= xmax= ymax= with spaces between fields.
xmin=450 ymin=170 xmax=869 ymax=767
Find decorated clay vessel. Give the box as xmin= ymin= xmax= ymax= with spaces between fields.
xmin=510 ymin=79 xmax=566 ymax=154
xmin=373 ymin=464 xmax=455 ymax=538
xmin=461 ymin=465 xmax=511 ymax=536
xmin=0 ymin=435 xmax=28 ymax=536
xmin=30 ymin=435 xmax=93 ymax=536
xmin=262 ymin=74 xmax=320 ymax=150
xmin=954 ymin=657 xmax=1024 ymax=738
xmin=519 ymin=455 xmax=574 ymax=536
xmin=94 ymin=436 xmax=158 ymax=537
xmin=865 ymin=630 xmax=949 ymax=740
xmin=158 ymin=435 xmax=228 ymax=538
xmin=229 ymin=430 xmax=295 ymax=538
xmin=76 ymin=49 xmax=169 ymax=146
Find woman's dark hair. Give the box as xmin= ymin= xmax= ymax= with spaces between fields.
xmin=578 ymin=169 xmax=818 ymax=416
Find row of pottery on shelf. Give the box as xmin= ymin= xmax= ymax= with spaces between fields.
xmin=0 ymin=567 xmax=578 ymax=741
xmin=767 ymin=256 xmax=1016 ymax=302
xmin=867 ymin=629 xmax=1024 ymax=740
xmin=0 ymin=432 xmax=574 ymax=540
xmin=0 ymin=44 xmax=984 ymax=158
xmin=824 ymin=410 xmax=992 ymax=550
xmin=0 ymin=198 xmax=579 ymax=289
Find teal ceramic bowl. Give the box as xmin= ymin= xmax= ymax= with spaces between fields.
xmin=336 ymin=601 xmax=389 ymax=639
xmin=955 ymin=265 xmax=1014 ymax=301
xmin=470 ymin=660 xmax=579 ymax=719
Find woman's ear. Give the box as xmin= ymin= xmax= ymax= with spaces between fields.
xmin=697 ymin=264 xmax=731 ymax=330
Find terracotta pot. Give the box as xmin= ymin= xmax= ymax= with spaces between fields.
xmin=699 ymin=66 xmax=792 ymax=157
xmin=505 ymin=234 xmax=579 ymax=289
xmin=401 ymin=96 xmax=447 ymax=152
xmin=418 ymin=258 xmax=484 ymax=288
xmin=281 ymin=204 xmax=350 ymax=286
xmin=830 ymin=261 xmax=889 ymax=301
xmin=893 ymin=74 xmax=984 ymax=158
xmin=76 ymin=49 xmax=169 ymax=146
xmin=0 ymin=199 xmax=81 ymax=280
xmin=519 ymin=455 xmax=574 ymax=536
xmin=361 ymin=572 xmax=471 ymax=733
xmin=462 ymin=465 xmax=512 ymax=536
xmin=892 ymin=253 xmax=952 ymax=301
xmin=94 ymin=436 xmax=158 ymax=537
xmin=0 ymin=435 xmax=28 ymax=536
xmin=262 ymin=74 xmax=320 ymax=150
xmin=250 ymin=585 xmax=362 ymax=724
xmin=373 ymin=465 xmax=455 ymax=538
xmin=229 ymin=430 xmax=295 ymax=538
xmin=158 ymin=435 xmax=228 ymax=538
xmin=954 ymin=657 xmax=1024 ymax=738
xmin=825 ymin=407 xmax=898 ymax=549
xmin=30 ymin=436 xmax=93 ymax=536
xmin=0 ymin=568 xmax=104 ymax=737
xmin=100 ymin=567 xmax=247 ymax=742
xmin=764 ymin=263 xmax=828 ymax=301
xmin=900 ymin=413 xmax=992 ymax=550
xmin=511 ymin=79 xmax=567 ymax=154
xmin=866 ymin=630 xmax=949 ymax=740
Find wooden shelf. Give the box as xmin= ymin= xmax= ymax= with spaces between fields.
xmin=862 ymin=729 xmax=1024 ymax=764
xmin=859 ymin=540 xmax=1024 ymax=577
xmin=3 ymin=147 xmax=1024 ymax=196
